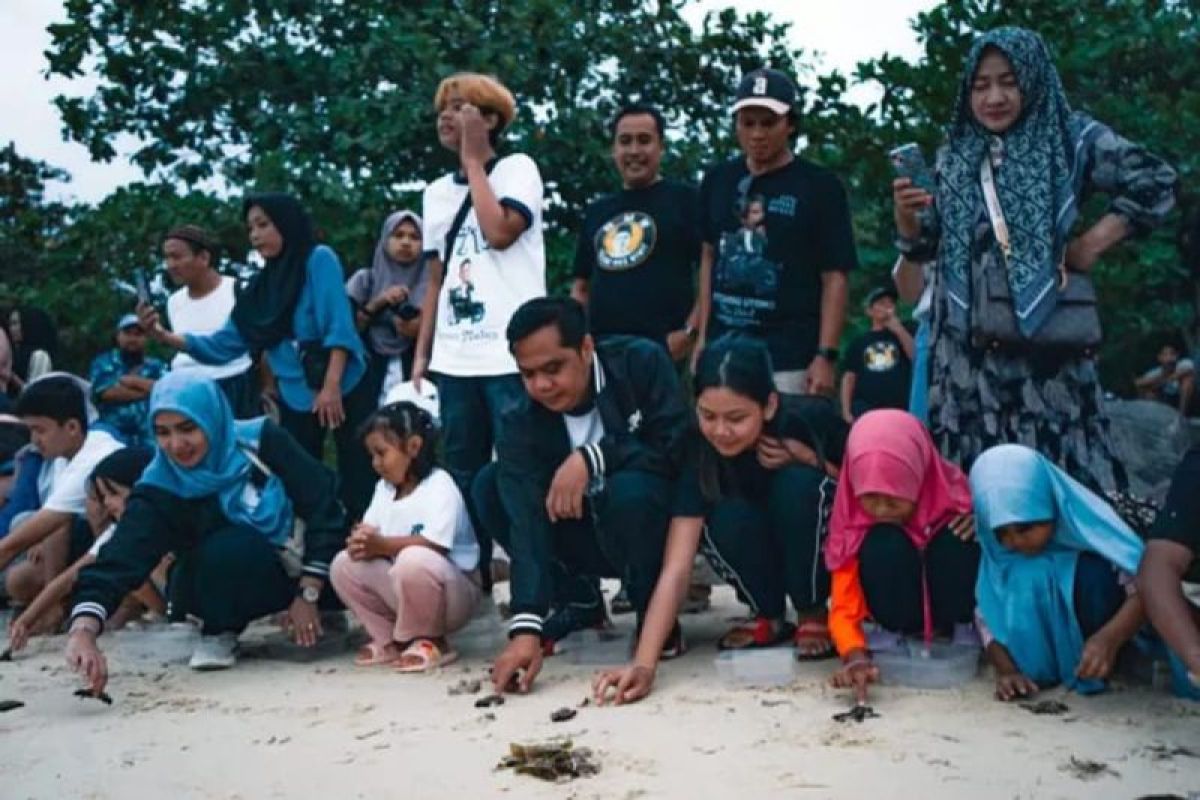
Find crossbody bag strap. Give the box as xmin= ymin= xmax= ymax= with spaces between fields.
xmin=979 ymin=156 xmax=1011 ymax=267
xmin=981 ymin=156 xmax=1069 ymax=289
xmin=237 ymin=441 xmax=273 ymax=478
xmin=443 ymin=159 xmax=499 ymax=264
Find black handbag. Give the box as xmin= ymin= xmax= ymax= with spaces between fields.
xmin=297 ymin=340 xmax=331 ymax=390
xmin=970 ymin=156 xmax=1102 ymax=356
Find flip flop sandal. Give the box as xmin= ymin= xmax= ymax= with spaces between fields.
xmin=354 ymin=642 xmax=402 ymax=667
xmin=395 ymin=639 xmax=459 ymax=673
xmin=793 ymin=619 xmax=837 ymax=662
xmin=716 ymin=617 xmax=796 ymax=651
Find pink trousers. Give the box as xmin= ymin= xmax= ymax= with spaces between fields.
xmin=330 ymin=547 xmax=481 ymax=645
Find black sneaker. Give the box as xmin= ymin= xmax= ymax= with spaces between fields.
xmin=660 ymin=622 xmax=686 ymax=661
xmin=541 ymin=600 xmax=609 ymax=654
xmin=609 ymin=584 xmax=634 ymax=615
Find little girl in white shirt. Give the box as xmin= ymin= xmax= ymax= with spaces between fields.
xmin=330 ymin=402 xmax=480 ymax=671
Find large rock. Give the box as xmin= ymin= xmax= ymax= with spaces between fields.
xmin=1106 ymin=398 xmax=1192 ymax=504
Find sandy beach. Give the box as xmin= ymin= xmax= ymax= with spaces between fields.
xmin=2 ymin=585 xmax=1198 ymax=800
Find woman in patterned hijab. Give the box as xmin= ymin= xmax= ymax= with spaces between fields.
xmin=893 ymin=26 xmax=1177 ymax=496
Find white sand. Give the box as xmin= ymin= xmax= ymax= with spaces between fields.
xmin=2 ymin=587 xmax=1198 ymax=800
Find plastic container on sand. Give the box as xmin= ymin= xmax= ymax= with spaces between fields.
xmin=874 ymin=640 xmax=979 ymax=689
xmin=559 ymin=628 xmax=632 ymax=665
xmin=714 ymin=646 xmax=797 ymax=687
xmin=109 ymin=622 xmax=199 ymax=665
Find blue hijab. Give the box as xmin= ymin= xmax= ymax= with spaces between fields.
xmin=971 ymin=444 xmax=1143 ymax=693
xmin=140 ymin=372 xmax=293 ymax=544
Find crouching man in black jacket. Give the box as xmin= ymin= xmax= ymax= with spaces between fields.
xmin=476 ymin=297 xmax=689 ymax=694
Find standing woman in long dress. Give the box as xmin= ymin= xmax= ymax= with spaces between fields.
xmin=894 ymin=27 xmax=1176 ymax=492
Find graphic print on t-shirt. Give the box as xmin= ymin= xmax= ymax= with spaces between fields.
xmin=713 ymin=192 xmax=783 ymax=330
xmin=595 ymin=211 xmax=657 ymax=271
xmin=863 ymin=340 xmax=900 ymax=372
xmin=446 ymin=256 xmax=487 ymax=326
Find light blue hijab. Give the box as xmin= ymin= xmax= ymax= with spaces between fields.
xmin=971 ymin=444 xmax=1143 ymax=693
xmin=140 ymin=372 xmax=293 ymax=544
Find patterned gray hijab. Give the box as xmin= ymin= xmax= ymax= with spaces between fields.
xmin=940 ymin=27 xmax=1081 ymax=337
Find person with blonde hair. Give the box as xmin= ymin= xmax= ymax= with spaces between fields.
xmin=411 ymin=72 xmax=546 ymax=590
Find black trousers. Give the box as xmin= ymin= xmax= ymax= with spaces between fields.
xmin=277 ymin=374 xmax=377 ymax=521
xmin=699 ymin=465 xmax=835 ymax=619
xmin=217 ymin=369 xmax=261 ymax=420
xmin=858 ymin=524 xmax=980 ymax=635
xmin=472 ymin=463 xmax=672 ymax=618
xmin=167 ymin=525 xmax=295 ymax=635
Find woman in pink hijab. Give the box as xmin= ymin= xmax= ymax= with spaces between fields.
xmin=825 ymin=410 xmax=978 ymax=703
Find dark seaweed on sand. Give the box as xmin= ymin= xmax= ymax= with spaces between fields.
xmin=832 ymin=704 xmax=880 ymax=723
xmin=73 ymin=688 xmax=113 ymax=705
xmin=498 ymin=739 xmax=599 ymax=782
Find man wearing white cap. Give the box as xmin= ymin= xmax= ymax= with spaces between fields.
xmin=694 ymin=67 xmax=857 ymax=398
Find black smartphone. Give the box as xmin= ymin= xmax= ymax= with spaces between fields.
xmin=397 ymin=304 xmax=420 ymax=321
xmin=888 ymin=143 xmax=936 ymax=194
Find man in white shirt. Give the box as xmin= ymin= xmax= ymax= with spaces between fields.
xmin=411 ymin=73 xmax=546 ymax=588
xmin=0 ymin=376 xmax=123 ymax=602
xmin=162 ymin=225 xmax=258 ymax=417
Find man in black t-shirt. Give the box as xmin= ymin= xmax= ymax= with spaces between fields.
xmin=1138 ymin=449 xmax=1200 ymax=689
xmin=840 ymin=287 xmax=915 ymax=423
xmin=572 ymin=104 xmax=701 ymax=363
xmin=696 ymin=68 xmax=857 ymax=396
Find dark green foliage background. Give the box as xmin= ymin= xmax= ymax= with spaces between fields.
xmin=2 ymin=0 xmax=1196 ymax=390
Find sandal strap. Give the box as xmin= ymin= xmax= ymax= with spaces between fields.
xmin=403 ymin=639 xmax=441 ymax=664
xmin=795 ymin=619 xmax=831 ymax=638
xmin=749 ymin=617 xmax=776 ymax=644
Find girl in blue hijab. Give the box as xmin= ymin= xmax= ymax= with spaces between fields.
xmin=64 ymin=372 xmax=348 ymax=690
xmin=970 ymin=444 xmax=1145 ymax=700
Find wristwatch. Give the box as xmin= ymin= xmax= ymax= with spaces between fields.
xmin=817 ymin=347 xmax=840 ymax=363
xmin=297 ymin=584 xmax=321 ymax=604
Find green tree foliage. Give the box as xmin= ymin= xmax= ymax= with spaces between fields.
xmin=45 ymin=0 xmax=802 ymax=275
xmin=0 ymin=144 xmax=71 ymax=287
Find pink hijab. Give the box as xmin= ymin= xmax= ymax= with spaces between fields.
xmin=825 ymin=410 xmax=972 ymax=571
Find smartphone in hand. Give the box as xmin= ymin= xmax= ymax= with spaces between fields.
xmin=134 ymin=268 xmax=153 ymax=306
xmin=888 ymin=143 xmax=936 ymax=194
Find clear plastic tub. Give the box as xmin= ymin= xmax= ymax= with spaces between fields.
xmin=109 ymin=622 xmax=199 ymax=665
xmin=559 ymin=628 xmax=631 ymax=665
xmin=714 ymin=647 xmax=798 ymax=687
xmin=874 ymin=640 xmax=979 ymax=689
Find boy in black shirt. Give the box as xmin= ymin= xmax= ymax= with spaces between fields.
xmin=572 ymin=104 xmax=701 ymax=362
xmin=840 ymin=287 xmax=915 ymax=423
xmin=695 ymin=68 xmax=857 ymax=395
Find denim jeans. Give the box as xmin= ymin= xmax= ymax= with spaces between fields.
xmin=436 ymin=373 xmax=527 ymax=587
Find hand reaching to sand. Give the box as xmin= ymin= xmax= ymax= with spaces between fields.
xmin=831 ymin=651 xmax=878 ymax=704
xmin=593 ymin=664 xmax=655 ymax=706
xmin=65 ymin=628 xmax=108 ymax=695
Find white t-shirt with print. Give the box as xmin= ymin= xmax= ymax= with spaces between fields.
xmin=42 ymin=429 xmax=124 ymax=515
xmin=361 ymin=467 xmax=479 ymax=572
xmin=422 ymin=153 xmax=546 ymax=377
xmin=167 ymin=277 xmax=253 ymax=381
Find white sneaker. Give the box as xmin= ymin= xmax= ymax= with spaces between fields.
xmin=189 ymin=632 xmax=239 ymax=670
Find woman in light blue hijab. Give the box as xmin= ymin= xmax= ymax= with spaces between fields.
xmin=970 ymin=444 xmax=1145 ymax=700
xmin=64 ymin=372 xmax=349 ymax=692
